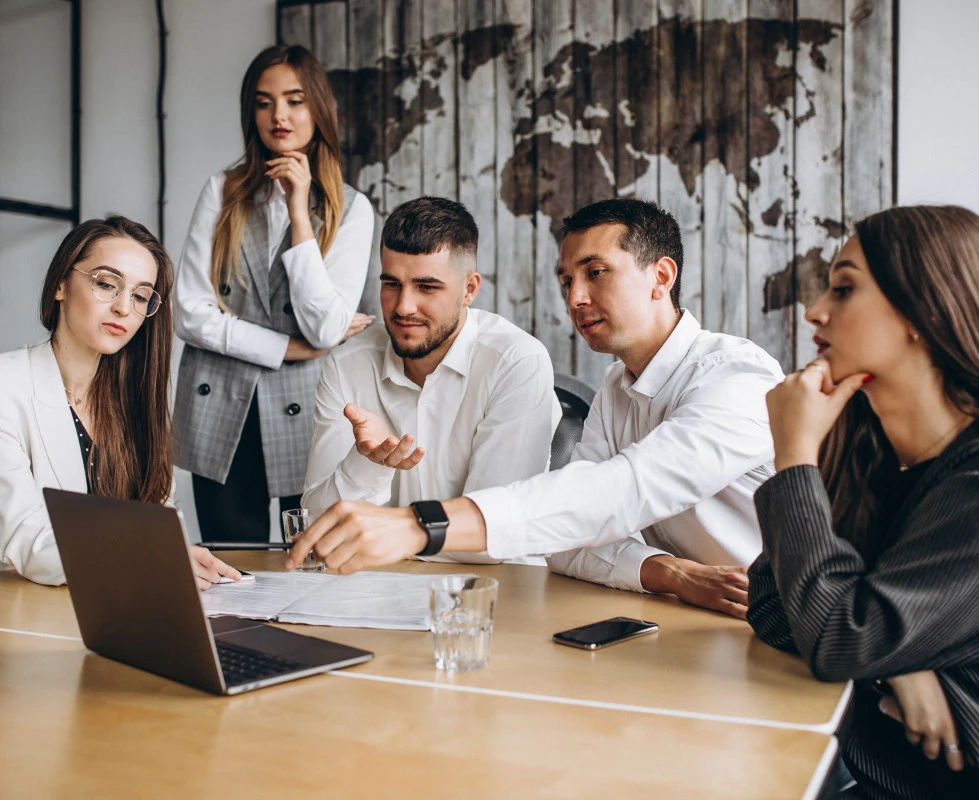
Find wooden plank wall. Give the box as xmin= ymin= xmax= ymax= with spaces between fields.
xmin=278 ymin=0 xmax=895 ymax=386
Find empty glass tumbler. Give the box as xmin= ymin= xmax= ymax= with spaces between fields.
xmin=281 ymin=509 xmax=325 ymax=572
xmin=428 ymin=576 xmax=498 ymax=672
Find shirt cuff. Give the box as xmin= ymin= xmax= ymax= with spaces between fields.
xmin=226 ymin=321 xmax=289 ymax=369
xmin=280 ymin=237 xmax=322 ymax=268
xmin=465 ymin=486 xmax=530 ymax=560
xmin=334 ymin=448 xmax=395 ymax=494
xmin=616 ymin=544 xmax=672 ymax=594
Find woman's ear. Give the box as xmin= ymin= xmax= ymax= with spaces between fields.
xmin=54 ymin=280 xmax=67 ymax=302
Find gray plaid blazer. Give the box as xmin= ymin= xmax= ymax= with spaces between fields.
xmin=173 ymin=183 xmax=358 ymax=497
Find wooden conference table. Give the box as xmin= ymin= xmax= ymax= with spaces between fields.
xmin=0 ymin=555 xmax=850 ymax=799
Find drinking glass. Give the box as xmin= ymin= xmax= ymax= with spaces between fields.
xmin=428 ymin=576 xmax=498 ymax=672
xmin=281 ymin=509 xmax=324 ymax=572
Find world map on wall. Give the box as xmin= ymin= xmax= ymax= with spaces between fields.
xmin=325 ymin=17 xmax=844 ymax=315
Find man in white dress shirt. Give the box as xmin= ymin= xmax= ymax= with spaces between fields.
xmin=301 ymin=196 xmax=561 ymax=563
xmin=290 ymin=199 xmax=784 ymax=618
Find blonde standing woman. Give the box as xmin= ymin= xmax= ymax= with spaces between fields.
xmin=174 ymin=45 xmax=374 ymax=543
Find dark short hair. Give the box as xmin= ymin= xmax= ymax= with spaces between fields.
xmin=562 ymin=198 xmax=684 ymax=308
xmin=381 ymin=197 xmax=478 ymax=263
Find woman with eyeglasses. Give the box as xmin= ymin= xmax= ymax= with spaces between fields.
xmin=0 ymin=215 xmax=242 ymax=589
xmin=747 ymin=205 xmax=979 ymax=799
xmin=173 ymin=44 xmax=374 ymax=544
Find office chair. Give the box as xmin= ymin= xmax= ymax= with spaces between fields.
xmin=550 ymin=372 xmax=597 ymax=471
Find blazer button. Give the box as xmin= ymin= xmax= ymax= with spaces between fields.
xmin=283 ymin=302 xmax=294 ymax=314
xmin=198 ymin=383 xmax=211 ymax=396
xmin=219 ymin=283 xmax=231 ymax=296
xmin=286 ymin=403 xmax=301 ymax=416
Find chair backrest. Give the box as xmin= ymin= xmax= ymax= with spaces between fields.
xmin=550 ymin=372 xmax=597 ymax=471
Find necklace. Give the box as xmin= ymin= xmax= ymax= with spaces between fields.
xmin=898 ymin=418 xmax=972 ymax=471
xmin=64 ymin=386 xmax=86 ymax=406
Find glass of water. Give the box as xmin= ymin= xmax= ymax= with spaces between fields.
xmin=428 ymin=575 xmax=498 ymax=673
xmin=281 ymin=509 xmax=325 ymax=572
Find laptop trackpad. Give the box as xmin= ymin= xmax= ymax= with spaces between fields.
xmin=216 ymin=623 xmax=373 ymax=668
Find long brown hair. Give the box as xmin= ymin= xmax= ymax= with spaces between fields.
xmin=39 ymin=216 xmax=174 ymax=505
xmin=211 ymin=45 xmax=344 ymax=304
xmin=820 ymin=206 xmax=979 ymax=556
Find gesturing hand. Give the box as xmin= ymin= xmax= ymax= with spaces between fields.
xmin=344 ymin=404 xmax=425 ymax=470
xmin=766 ymin=357 xmax=871 ymax=471
xmin=640 ymin=556 xmax=750 ymax=619
xmin=880 ymin=671 xmax=965 ymax=772
xmin=265 ymin=150 xmax=312 ymax=215
xmin=190 ymin=546 xmax=242 ymax=592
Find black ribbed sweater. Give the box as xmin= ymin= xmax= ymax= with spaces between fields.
xmin=747 ymin=421 xmax=979 ymax=800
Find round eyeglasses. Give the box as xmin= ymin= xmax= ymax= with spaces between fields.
xmin=72 ymin=267 xmax=162 ymax=318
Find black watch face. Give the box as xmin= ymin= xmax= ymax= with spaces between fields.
xmin=413 ymin=500 xmax=449 ymax=526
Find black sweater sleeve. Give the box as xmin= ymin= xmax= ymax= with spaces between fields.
xmin=746 ymin=549 xmax=800 ymax=655
xmin=753 ymin=465 xmax=979 ymax=683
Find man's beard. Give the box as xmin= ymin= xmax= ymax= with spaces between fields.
xmin=386 ymin=311 xmax=461 ymax=360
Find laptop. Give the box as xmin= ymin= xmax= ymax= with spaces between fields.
xmin=44 ymin=488 xmax=373 ymax=695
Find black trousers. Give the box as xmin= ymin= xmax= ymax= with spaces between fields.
xmin=192 ymin=394 xmax=302 ymax=543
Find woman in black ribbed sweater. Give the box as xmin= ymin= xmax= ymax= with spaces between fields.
xmin=747 ymin=205 xmax=979 ymax=800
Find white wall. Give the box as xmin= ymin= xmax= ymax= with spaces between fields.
xmin=897 ymin=0 xmax=979 ymax=211
xmin=0 ymin=0 xmax=74 ymax=352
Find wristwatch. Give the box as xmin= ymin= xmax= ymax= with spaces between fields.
xmin=410 ymin=500 xmax=449 ymax=556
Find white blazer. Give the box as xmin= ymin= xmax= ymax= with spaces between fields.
xmin=0 ymin=341 xmax=87 ymax=585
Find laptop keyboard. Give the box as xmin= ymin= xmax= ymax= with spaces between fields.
xmin=217 ymin=641 xmax=304 ymax=685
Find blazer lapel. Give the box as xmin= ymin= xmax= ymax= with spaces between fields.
xmin=241 ymin=203 xmax=272 ymax=318
xmin=29 ymin=343 xmax=87 ymax=492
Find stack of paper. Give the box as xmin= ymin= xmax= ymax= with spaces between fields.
xmin=201 ymin=571 xmax=472 ymax=631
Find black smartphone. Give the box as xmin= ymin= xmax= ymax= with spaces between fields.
xmin=553 ymin=616 xmax=659 ymax=650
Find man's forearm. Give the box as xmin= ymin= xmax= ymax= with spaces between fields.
xmin=441 ymin=498 xmax=490 ymax=552
xmin=639 ymin=554 xmax=680 ymax=594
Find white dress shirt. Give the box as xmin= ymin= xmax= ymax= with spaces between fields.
xmin=467 ymin=311 xmax=784 ymax=588
xmin=302 ymin=308 xmax=563 ymax=563
xmin=175 ymin=172 xmax=374 ymax=369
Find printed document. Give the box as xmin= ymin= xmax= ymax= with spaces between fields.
xmin=200 ymin=571 xmax=471 ymax=631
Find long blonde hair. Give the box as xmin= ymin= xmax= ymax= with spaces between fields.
xmin=211 ymin=45 xmax=344 ymax=303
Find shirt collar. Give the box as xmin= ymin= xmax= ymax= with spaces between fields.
xmin=268 ymin=179 xmax=286 ymax=205
xmin=622 ymin=310 xmax=701 ymax=399
xmin=381 ymin=309 xmax=479 ymax=388
xmin=439 ymin=309 xmax=478 ymax=377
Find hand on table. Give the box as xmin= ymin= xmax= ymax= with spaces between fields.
xmin=190 ymin=546 xmax=242 ymax=592
xmin=766 ymin=356 xmax=870 ymax=471
xmin=640 ymin=555 xmax=749 ymax=619
xmin=286 ymin=500 xmax=427 ymax=574
xmin=880 ymin=671 xmax=966 ymax=771
xmin=345 ymin=404 xmax=425 ymax=469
